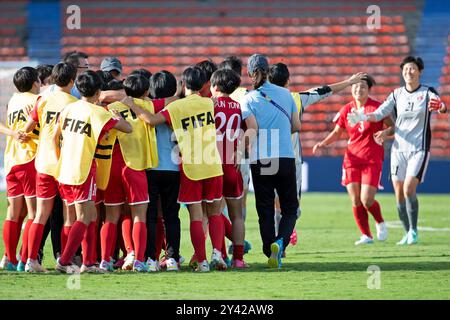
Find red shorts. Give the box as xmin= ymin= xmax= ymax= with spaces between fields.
xmin=103 ymin=147 xmax=149 ymax=206
xmin=95 ymin=189 xmax=104 ymax=205
xmin=59 ymin=165 xmax=97 ymax=205
xmin=342 ymin=163 xmax=382 ymax=189
xmin=36 ymin=172 xmax=59 ymax=199
xmin=222 ymin=164 xmax=244 ymax=199
xmin=178 ymin=168 xmax=223 ymax=204
xmin=6 ymin=160 xmax=36 ymax=198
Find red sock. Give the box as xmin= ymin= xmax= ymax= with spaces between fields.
xmin=155 ymin=217 xmax=165 ymax=260
xmin=132 ymin=222 xmax=147 ymax=262
xmin=60 ymin=221 xmax=87 ymax=265
xmin=221 ymin=239 xmax=228 ymax=259
xmin=233 ymin=244 xmax=244 ymax=261
xmin=16 ymin=215 xmax=25 ymax=240
xmin=190 ymin=221 xmax=206 ymax=262
xmin=368 ymin=201 xmax=384 ymax=224
xmin=61 ymin=226 xmax=71 ymax=253
xmin=89 ymin=221 xmax=99 ymax=265
xmin=110 ymin=226 xmax=118 ymax=259
xmin=3 ymin=220 xmax=19 ymax=265
xmin=121 ymin=214 xmax=134 ymax=254
xmin=221 ymin=214 xmax=233 ymax=240
xmin=27 ymin=222 xmax=45 ymax=260
xmin=81 ymin=222 xmax=96 ymax=265
xmin=352 ymin=206 xmax=372 ymax=238
xmin=20 ymin=219 xmax=34 ymax=263
xmin=100 ymin=222 xmax=116 ymax=262
xmin=208 ymin=214 xmax=225 ymax=252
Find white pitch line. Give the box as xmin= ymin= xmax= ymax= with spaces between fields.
xmin=385 ymin=221 xmax=450 ymax=232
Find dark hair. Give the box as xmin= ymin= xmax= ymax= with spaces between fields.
xmin=62 ymin=51 xmax=88 ymax=61
xmin=210 ymin=69 xmax=241 ymax=94
xmin=36 ymin=64 xmax=54 ymax=85
xmin=195 ymin=59 xmax=217 ymax=81
xmin=13 ymin=67 xmax=39 ymax=92
xmin=130 ymin=68 xmax=152 ymax=80
xmin=123 ymin=74 xmax=150 ymax=98
xmin=251 ymin=69 xmax=267 ymax=90
xmin=182 ymin=66 xmax=207 ymax=91
xmin=149 ymin=70 xmax=177 ymax=99
xmin=75 ymin=70 xmax=103 ymax=97
xmin=106 ymin=79 xmax=124 ymax=91
xmin=64 ymin=51 xmax=89 ymax=69
xmin=268 ymin=63 xmax=290 ymax=87
xmin=95 ymin=70 xmax=114 ymax=90
xmin=51 ymin=63 xmax=77 ymax=87
xmin=400 ymin=56 xmax=424 ymax=71
xmin=219 ymin=56 xmax=243 ymax=76
xmin=361 ymin=74 xmax=376 ymax=89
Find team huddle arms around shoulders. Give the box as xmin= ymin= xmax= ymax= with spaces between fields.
xmin=0 ymin=53 xmax=446 ymax=273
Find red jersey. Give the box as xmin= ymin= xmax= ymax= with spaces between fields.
xmin=214 ymin=96 xmax=242 ymax=165
xmin=335 ymin=97 xmax=385 ymax=168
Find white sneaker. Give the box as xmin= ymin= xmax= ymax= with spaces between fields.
xmin=122 ymin=251 xmax=135 ymax=271
xmin=55 ymin=258 xmax=80 ymax=274
xmin=25 ymin=258 xmax=46 ymax=273
xmin=0 ymin=255 xmax=10 ymax=269
xmin=99 ymin=260 xmax=113 ymax=272
xmin=196 ymin=260 xmax=210 ymax=272
xmin=210 ymin=248 xmax=227 ymax=271
xmin=354 ymin=234 xmax=374 ymax=246
xmin=165 ymin=258 xmax=179 ymax=271
xmin=147 ymin=258 xmax=160 ymax=272
xmin=80 ymin=264 xmax=106 ymax=274
xmin=376 ymin=222 xmax=388 ymax=241
xmin=396 ymin=233 xmax=409 ymax=245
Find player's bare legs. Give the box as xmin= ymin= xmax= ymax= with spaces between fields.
xmin=360 ymin=184 xmax=386 ymax=241
xmin=392 ymin=177 xmax=409 ymax=245
xmin=57 ymin=201 xmax=95 ymax=272
xmin=347 ymin=183 xmax=373 ymax=245
xmin=205 ymin=200 xmax=227 ymax=270
xmin=130 ymin=203 xmax=148 ymax=271
xmin=188 ymin=203 xmax=209 ymax=271
xmin=18 ymin=196 xmax=36 ymax=268
xmin=26 ymin=198 xmax=53 ymax=268
xmin=62 ymin=203 xmax=76 ymax=254
xmin=226 ymin=197 xmax=247 ymax=268
xmin=403 ymin=176 xmax=420 ymax=244
xmin=2 ymin=196 xmax=25 ymax=268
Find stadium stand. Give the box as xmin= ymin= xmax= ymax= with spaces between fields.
xmin=61 ymin=0 xmax=423 ymax=156
xmin=2 ymin=0 xmax=449 ymax=158
xmin=0 ymin=1 xmax=27 ymax=61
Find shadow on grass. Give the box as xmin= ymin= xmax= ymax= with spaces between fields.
xmin=1 ymin=260 xmax=450 ymax=275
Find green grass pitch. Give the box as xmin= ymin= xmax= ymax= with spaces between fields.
xmin=0 ymin=192 xmax=449 ymax=300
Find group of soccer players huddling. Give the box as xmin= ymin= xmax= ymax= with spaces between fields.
xmin=0 ymin=51 xmax=446 ymax=274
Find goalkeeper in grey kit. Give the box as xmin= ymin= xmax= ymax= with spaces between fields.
xmin=348 ymin=56 xmax=447 ymax=245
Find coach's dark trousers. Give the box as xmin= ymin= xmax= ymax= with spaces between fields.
xmin=250 ymin=158 xmax=299 ymax=258
xmin=145 ymin=170 xmax=181 ymax=261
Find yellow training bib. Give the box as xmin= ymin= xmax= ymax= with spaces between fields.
xmin=55 ymin=100 xmax=113 ymax=185
xmin=3 ymin=92 xmax=39 ymax=174
xmin=166 ymin=94 xmax=222 ymax=181
xmin=34 ymin=91 xmax=78 ymax=176
xmin=108 ymin=98 xmax=158 ymax=170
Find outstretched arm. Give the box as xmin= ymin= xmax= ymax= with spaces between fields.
xmin=301 ymin=72 xmax=367 ymax=110
xmin=348 ymin=92 xmax=396 ymax=126
xmin=312 ymin=125 xmax=344 ymax=155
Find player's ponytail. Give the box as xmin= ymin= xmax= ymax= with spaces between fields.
xmin=251 ymin=68 xmax=267 ymax=90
